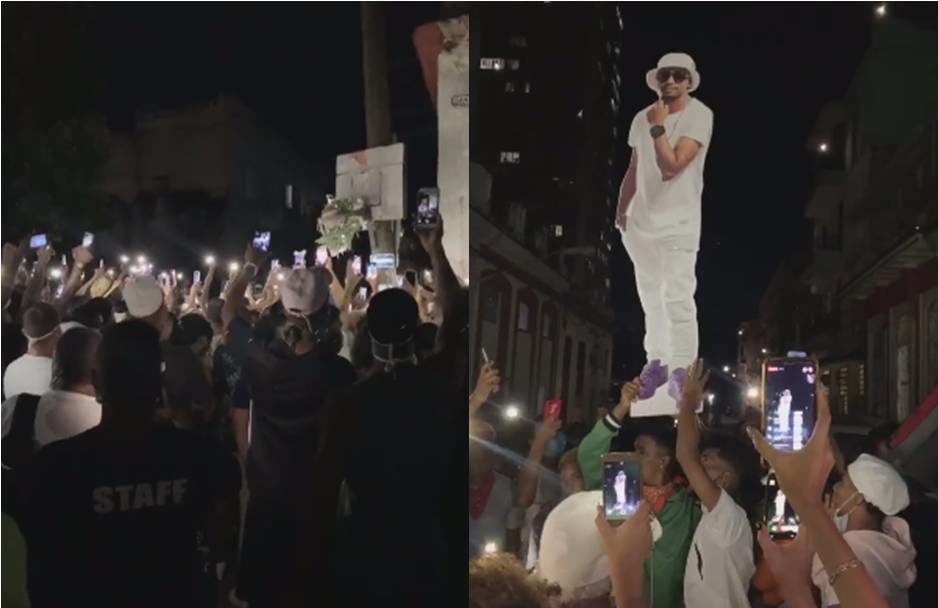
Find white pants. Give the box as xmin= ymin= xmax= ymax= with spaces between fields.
xmin=622 ymin=225 xmax=699 ymax=372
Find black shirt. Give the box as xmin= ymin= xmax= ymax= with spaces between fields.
xmin=22 ymin=424 xmax=240 ymax=608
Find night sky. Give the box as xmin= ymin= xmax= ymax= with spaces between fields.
xmin=608 ymin=2 xmax=879 ymax=381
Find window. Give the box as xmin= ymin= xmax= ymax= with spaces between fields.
xmin=505 ymin=81 xmax=516 ymax=93
xmin=482 ymin=292 xmax=498 ymax=322
xmin=499 ymin=151 xmax=521 ymax=164
xmin=524 ymin=82 xmax=531 ymax=94
xmin=576 ymin=342 xmax=586 ymax=395
xmin=493 ymin=58 xmax=505 ymax=71
xmin=517 ymin=301 xmax=530 ymax=332
xmin=480 ymin=58 xmax=493 ymax=70
xmin=554 ymin=225 xmax=563 ymax=237
xmin=838 ymin=367 xmax=850 ymax=415
xmin=508 ymin=59 xmax=520 ymax=70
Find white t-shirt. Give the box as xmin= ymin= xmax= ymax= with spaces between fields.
xmin=34 ymin=389 xmax=101 ymax=447
xmin=812 ymin=516 xmax=917 ymax=608
xmin=3 ymin=354 xmax=53 ymax=400
xmin=626 ymin=97 xmax=714 ymax=238
xmin=469 ymin=472 xmax=515 ymax=555
xmin=684 ymin=489 xmax=755 ymax=608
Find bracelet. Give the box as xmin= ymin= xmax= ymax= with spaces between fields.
xmin=828 ymin=558 xmax=862 ymax=585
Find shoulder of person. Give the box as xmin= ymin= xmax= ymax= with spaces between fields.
xmin=690 ymin=97 xmax=714 ymax=118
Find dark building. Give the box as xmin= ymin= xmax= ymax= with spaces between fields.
xmin=470 ymin=4 xmax=623 ymax=423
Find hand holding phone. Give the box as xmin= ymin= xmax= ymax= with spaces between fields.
xmin=416 ymin=187 xmax=440 ymax=228
xmin=293 ymin=250 xmax=307 ymax=269
xmin=351 ymin=256 xmax=362 ymax=276
xmin=253 ymin=231 xmax=271 ymax=253
xmin=193 ymin=270 xmax=202 ymax=285
xmin=30 ymin=234 xmax=48 ymax=249
xmin=82 ymin=232 xmax=94 ymax=248
xmin=602 ymin=453 xmax=641 ymax=520
xmin=544 ymin=400 xmax=563 ymax=423
xmin=315 ymin=246 xmax=329 ymax=267
xmin=761 ymin=358 xmax=818 ymax=452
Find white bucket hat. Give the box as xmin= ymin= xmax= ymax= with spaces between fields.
xmin=848 ymin=453 xmax=909 ymax=516
xmin=646 ymin=52 xmax=700 ymax=93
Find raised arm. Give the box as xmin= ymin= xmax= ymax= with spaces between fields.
xmin=676 ymin=360 xmax=721 ymax=510
xmin=577 ymin=379 xmax=640 ymax=491
xmin=416 ymin=217 xmax=460 ymax=352
xmin=55 ymin=246 xmax=94 ymax=314
xmin=647 ymin=100 xmax=705 ymax=180
xmin=2 ymin=239 xmax=28 ymax=308
xmin=516 ymin=420 xmax=562 ymax=509
xmin=221 ymin=243 xmax=264 ymax=331
xmin=22 ymin=246 xmax=54 ymax=311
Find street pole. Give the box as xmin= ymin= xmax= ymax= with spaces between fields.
xmin=360 ymin=1 xmax=398 ymax=286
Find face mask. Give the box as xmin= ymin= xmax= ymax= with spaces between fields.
xmin=833 ymin=491 xmax=861 ymax=533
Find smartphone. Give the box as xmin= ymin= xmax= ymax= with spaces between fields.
xmin=761 ymin=358 xmax=818 ymax=452
xmin=193 ymin=270 xmax=202 ymax=285
xmin=602 ymin=452 xmax=642 ymax=520
xmin=366 ymin=263 xmax=378 ymax=279
xmin=252 ymin=230 xmax=271 ymax=252
xmin=356 ymin=286 xmax=368 ymax=306
xmin=764 ymin=472 xmax=798 ymax=539
xmin=396 ymin=274 xmax=405 ymax=288
xmin=30 ymin=234 xmax=48 ymax=249
xmin=82 ymin=232 xmax=94 ymax=247
xmin=544 ymin=400 xmax=562 ymax=423
xmin=351 ymin=256 xmax=362 ymax=275
xmin=315 ymin=246 xmax=329 ymax=267
xmin=422 ymin=269 xmax=433 ymax=285
xmin=61 ymin=255 xmax=67 ymax=267
xmin=416 ymin=187 xmax=440 ymax=227
xmin=293 ymin=250 xmax=307 ymax=268
xmin=271 ymin=259 xmax=281 ymax=270
xmin=371 ymin=252 xmax=395 ymax=270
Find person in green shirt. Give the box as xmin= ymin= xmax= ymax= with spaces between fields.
xmin=577 ymin=378 xmax=700 ymax=608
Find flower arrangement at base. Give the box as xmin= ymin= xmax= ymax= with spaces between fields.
xmin=316 ymin=196 xmax=371 ymax=255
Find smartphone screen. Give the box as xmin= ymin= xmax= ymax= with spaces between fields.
xmin=30 ymin=234 xmax=48 ymax=249
xmin=356 ymin=286 xmax=368 ymax=306
xmin=293 ymin=250 xmax=307 ymax=268
xmin=603 ymin=453 xmax=641 ymax=521
xmin=762 ymin=358 xmax=818 ymax=451
xmin=372 ymin=253 xmax=395 ymax=270
xmin=253 ymin=231 xmax=271 ymax=252
xmin=544 ymin=400 xmax=562 ymax=423
xmin=416 ymin=188 xmax=440 ymax=227
xmin=193 ymin=270 xmax=202 ymax=285
xmin=764 ymin=473 xmax=798 ymax=539
xmin=82 ymin=232 xmax=94 ymax=247
xmin=315 ymin=246 xmax=329 ymax=267
xmin=351 ymin=256 xmax=362 ymax=275
xmin=366 ymin=263 xmax=377 ymax=279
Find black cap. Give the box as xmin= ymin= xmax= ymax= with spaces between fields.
xmin=367 ymin=288 xmax=418 ymax=345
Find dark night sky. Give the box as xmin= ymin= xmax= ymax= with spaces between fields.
xmin=608 ymin=2 xmax=879 ymax=379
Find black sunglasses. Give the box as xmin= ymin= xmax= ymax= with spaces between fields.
xmin=656 ymin=68 xmax=690 ymax=84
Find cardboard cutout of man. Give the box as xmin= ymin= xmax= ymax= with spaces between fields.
xmin=616 ymin=52 xmax=713 ymax=412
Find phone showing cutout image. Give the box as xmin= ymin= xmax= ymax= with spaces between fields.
xmin=416 ymin=187 xmax=440 ymax=228
xmin=764 ymin=472 xmax=798 ymax=539
xmin=602 ymin=452 xmax=641 ymax=521
xmin=82 ymin=232 xmax=94 ymax=247
xmin=315 ymin=246 xmax=329 ymax=267
xmin=761 ymin=358 xmax=818 ymax=452
xmin=253 ymin=231 xmax=271 ymax=253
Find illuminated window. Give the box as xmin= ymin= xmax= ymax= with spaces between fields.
xmin=505 ymin=81 xmax=516 ymax=93
xmin=508 ymin=59 xmax=520 ymax=70
xmin=481 ymin=57 xmax=506 ymax=71
xmin=500 ymin=151 xmax=521 ymax=164
xmin=524 ymin=82 xmax=531 ymax=94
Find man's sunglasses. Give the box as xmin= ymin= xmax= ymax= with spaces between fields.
xmin=656 ymin=68 xmax=691 ymax=84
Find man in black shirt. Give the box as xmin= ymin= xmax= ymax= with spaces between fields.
xmin=22 ymin=319 xmax=241 ymax=608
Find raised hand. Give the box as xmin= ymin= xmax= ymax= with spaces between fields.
xmin=72 ymin=246 xmax=94 ymax=267
xmin=416 ymin=215 xmax=444 ymax=253
xmin=612 ymin=377 xmax=641 ymax=420
xmin=680 ymin=359 xmax=710 ymax=410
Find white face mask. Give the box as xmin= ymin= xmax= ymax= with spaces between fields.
xmin=833 ymin=491 xmax=861 ymax=533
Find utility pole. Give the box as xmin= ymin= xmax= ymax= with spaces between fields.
xmin=360 ymin=1 xmax=398 ymax=284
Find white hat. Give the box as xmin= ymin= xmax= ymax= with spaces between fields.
xmin=122 ymin=276 xmax=164 ymax=318
xmin=646 ymin=52 xmax=701 ymax=93
xmin=537 ymin=491 xmax=610 ymax=602
xmin=848 ymin=454 xmax=909 ymax=516
xmin=280 ymin=267 xmax=329 ymax=317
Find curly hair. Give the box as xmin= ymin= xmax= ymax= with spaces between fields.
xmin=469 ymin=553 xmax=560 ymax=608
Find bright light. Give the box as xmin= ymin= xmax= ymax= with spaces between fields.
xmin=732 ymin=373 xmax=737 ymax=379
xmin=761 ymin=348 xmax=768 ymax=355
xmin=722 ymin=365 xmax=731 ymax=373
xmin=738 ymin=329 xmax=744 ymax=336
xmin=159 ymin=272 xmax=169 ymax=280
xmin=136 ymin=255 xmax=146 ymax=265
xmin=129 ymin=265 xmax=140 ymax=274
xmin=229 ymin=261 xmax=240 ymax=273
xmin=875 ymin=4 xmax=886 ymax=17
xmin=818 ymin=142 xmax=829 ymax=153
xmin=107 ymin=269 xmax=116 ymax=278
xmin=747 ymin=386 xmax=759 ymax=399
xmin=504 ymin=405 xmax=520 ymax=420
xmin=119 ymin=255 xmax=130 ymax=264
xmin=49 ymin=268 xmax=63 ymax=280
xmin=707 ymin=393 xmax=715 ymax=405
xmin=483 ymin=541 xmax=498 ymax=554
xmin=276 ymin=272 xmax=286 ymax=281
xmin=204 ymin=255 xmax=216 ymax=266
xmin=176 ymin=272 xmax=184 ymax=280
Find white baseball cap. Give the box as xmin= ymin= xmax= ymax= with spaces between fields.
xmin=646 ymin=52 xmax=701 ymax=93
xmin=122 ymin=276 xmax=164 ymax=318
xmin=537 ymin=491 xmax=611 ymax=602
xmin=848 ymin=453 xmax=909 ymax=516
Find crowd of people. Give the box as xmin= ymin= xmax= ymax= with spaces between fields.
xmin=1 ymin=217 xmax=468 ymax=607
xmin=469 ymin=362 xmax=937 ymax=607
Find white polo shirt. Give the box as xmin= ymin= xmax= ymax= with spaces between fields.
xmin=684 ymin=489 xmax=755 ymax=608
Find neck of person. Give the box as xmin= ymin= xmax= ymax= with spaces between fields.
xmin=846 ymin=506 xmax=881 ymax=533
xmin=61 ymin=382 xmax=96 ymax=398
xmin=663 ymin=92 xmax=690 ymax=113
xmin=27 ymin=338 xmax=55 ymax=358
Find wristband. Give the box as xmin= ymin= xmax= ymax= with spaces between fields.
xmin=828 ymin=558 xmax=861 ymax=585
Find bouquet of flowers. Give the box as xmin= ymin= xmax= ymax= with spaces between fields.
xmin=316 ymin=196 xmax=370 ymax=255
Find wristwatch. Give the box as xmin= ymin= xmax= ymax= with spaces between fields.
xmin=649 ymin=125 xmax=666 ymax=139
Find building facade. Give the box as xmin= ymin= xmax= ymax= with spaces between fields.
xmin=747 ymin=17 xmax=938 ymax=423
xmin=470 ymin=4 xmax=623 ymax=422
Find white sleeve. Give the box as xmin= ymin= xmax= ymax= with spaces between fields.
xmin=627 ymin=111 xmax=643 ymax=148
xmin=1 ymin=397 xmax=18 ymax=438
xmin=683 ymin=103 xmax=713 ymax=148
xmin=702 ymin=489 xmax=750 ymax=544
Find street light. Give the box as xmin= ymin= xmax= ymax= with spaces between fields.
xmin=747 ymin=386 xmax=759 ymax=399
xmin=707 ymin=393 xmax=715 ymax=405
xmin=229 ymin=261 xmax=240 ymax=273
xmin=761 ymin=348 xmax=768 ymax=355
xmin=722 ymin=365 xmax=731 ymax=373
xmin=818 ymin=142 xmax=829 ymax=153
xmin=504 ymin=405 xmax=520 ymax=420
xmin=119 ymin=255 xmax=130 ymax=264
xmin=204 ymin=255 xmax=216 ymax=266
xmin=737 ymin=329 xmax=744 ymax=336
xmin=136 ymin=255 xmax=147 ymax=265
xmin=484 ymin=541 xmax=498 ymax=554
xmin=875 ymin=3 xmax=887 ymax=18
